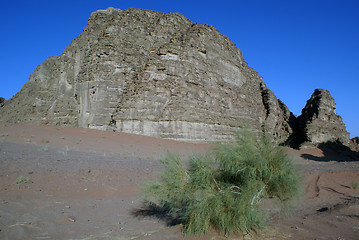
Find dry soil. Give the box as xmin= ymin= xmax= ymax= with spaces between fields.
xmin=0 ymin=122 xmax=358 ymax=240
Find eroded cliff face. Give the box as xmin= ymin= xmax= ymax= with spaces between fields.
xmin=0 ymin=7 xmax=294 ymax=142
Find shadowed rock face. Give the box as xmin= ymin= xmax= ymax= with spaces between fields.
xmin=351 ymin=137 xmax=359 ymax=151
xmin=0 ymin=7 xmax=294 ymax=142
xmin=0 ymin=97 xmax=5 ymax=107
xmin=296 ymin=89 xmax=350 ymax=148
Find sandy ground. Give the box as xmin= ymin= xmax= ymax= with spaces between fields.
xmin=0 ymin=122 xmax=358 ymax=240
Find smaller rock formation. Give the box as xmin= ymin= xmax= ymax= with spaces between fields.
xmin=296 ymin=89 xmax=350 ymax=148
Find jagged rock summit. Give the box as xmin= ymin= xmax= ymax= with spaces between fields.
xmin=0 ymin=7 xmax=351 ymax=147
xmin=0 ymin=7 xmax=293 ymax=142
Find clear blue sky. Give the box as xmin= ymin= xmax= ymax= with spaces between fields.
xmin=0 ymin=0 xmax=358 ymax=138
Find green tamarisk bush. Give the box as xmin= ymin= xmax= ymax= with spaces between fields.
xmin=143 ymin=129 xmax=301 ymax=236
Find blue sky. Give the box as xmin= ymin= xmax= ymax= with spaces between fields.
xmin=0 ymin=0 xmax=358 ymax=137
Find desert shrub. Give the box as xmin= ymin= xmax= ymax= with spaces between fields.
xmin=350 ymin=181 xmax=358 ymax=189
xmin=143 ymin=129 xmax=301 ymax=236
xmin=15 ymin=175 xmax=31 ymax=184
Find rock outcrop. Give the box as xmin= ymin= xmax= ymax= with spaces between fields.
xmin=296 ymin=89 xmax=350 ymax=148
xmin=0 ymin=7 xmax=293 ymax=142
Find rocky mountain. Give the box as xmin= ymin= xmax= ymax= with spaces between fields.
xmin=0 ymin=7 xmax=293 ymax=142
xmin=0 ymin=8 xmax=352 ymax=147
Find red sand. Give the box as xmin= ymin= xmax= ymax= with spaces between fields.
xmin=0 ymin=122 xmax=358 ymax=239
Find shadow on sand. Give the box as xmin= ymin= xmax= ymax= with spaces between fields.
xmin=301 ymin=141 xmax=359 ymax=162
xmin=132 ymin=203 xmax=182 ymax=227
